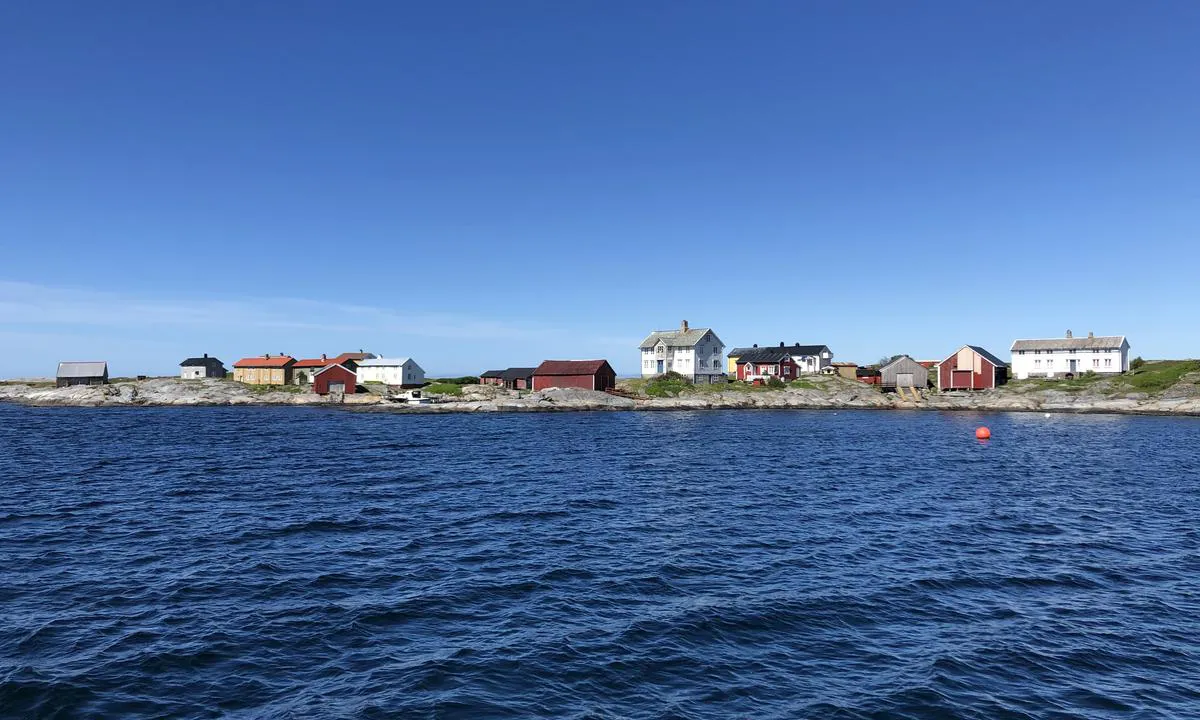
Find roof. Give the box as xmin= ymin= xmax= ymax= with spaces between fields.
xmin=480 ymin=369 xmax=504 ymax=378
xmin=57 ymin=361 xmax=107 ymax=378
xmin=500 ymin=367 xmax=537 ymax=380
xmin=330 ymin=352 xmax=374 ymax=364
xmin=639 ymin=328 xmax=716 ymax=349
xmin=179 ymin=356 xmax=224 ymax=367
xmin=1010 ymin=336 xmax=1127 ymax=352
xmin=735 ymin=344 xmax=831 ymax=364
xmin=356 ymin=357 xmax=414 ymax=367
xmin=233 ymin=355 xmax=295 ymax=368
xmin=293 ymin=358 xmax=333 ymax=368
xmin=967 ymin=345 xmax=1009 ymax=368
xmin=856 ymin=367 xmax=880 ymax=377
xmin=730 ymin=344 xmax=829 ymax=358
xmin=831 ymin=362 xmax=858 ymax=367
xmin=533 ymin=360 xmax=612 ymax=376
xmin=313 ymin=363 xmax=356 ymax=377
xmin=880 ymin=355 xmax=926 ymax=372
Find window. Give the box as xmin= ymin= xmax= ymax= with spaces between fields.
xmin=1047 ymin=359 xmax=1054 ymax=369
xmin=1019 ymin=350 xmax=1025 ymax=355
xmin=1105 ymin=358 xmax=1112 ymax=368
xmin=1035 ymin=359 xmax=1041 ymax=367
xmin=1093 ymin=358 xmax=1099 ymax=368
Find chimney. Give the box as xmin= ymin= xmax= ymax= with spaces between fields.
xmin=779 ymin=341 xmax=785 ymax=347
xmin=752 ymin=343 xmax=758 ymax=348
xmin=1066 ymin=330 xmax=1073 ymax=338
xmin=203 ymin=353 xmax=207 ymax=359
xmin=265 ymin=353 xmax=271 ymax=359
xmin=681 ymin=320 xmax=689 ymax=332
xmin=1088 ymin=331 xmax=1094 ymax=339
xmin=321 ymin=353 xmax=327 ymax=361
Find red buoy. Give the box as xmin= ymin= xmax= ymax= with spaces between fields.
xmin=976 ymin=426 xmax=991 ymax=440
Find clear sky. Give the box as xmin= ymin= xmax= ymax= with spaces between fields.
xmin=2 ymin=2 xmax=1198 ymax=378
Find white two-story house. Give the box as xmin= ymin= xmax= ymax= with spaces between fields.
xmin=1010 ymin=331 xmax=1130 ymax=379
xmin=639 ymin=320 xmax=726 ymax=384
xmin=355 ymin=357 xmax=426 ymax=387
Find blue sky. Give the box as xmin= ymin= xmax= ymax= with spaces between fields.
xmin=2 ymin=2 xmax=1198 ymax=377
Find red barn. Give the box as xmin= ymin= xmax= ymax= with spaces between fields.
xmin=313 ymin=363 xmax=358 ymax=395
xmin=937 ymin=345 xmax=1009 ymax=391
xmin=532 ymin=360 xmax=616 ymax=391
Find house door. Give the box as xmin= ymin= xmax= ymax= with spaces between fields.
xmin=657 ymin=360 xmax=664 ymax=374
xmin=329 ymin=381 xmax=345 ymax=394
xmin=1069 ymin=359 xmax=1077 ymax=373
xmin=897 ymin=373 xmax=913 ymax=387
xmin=953 ymin=370 xmax=972 ymax=389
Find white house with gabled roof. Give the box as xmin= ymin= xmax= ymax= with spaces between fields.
xmin=355 ymin=357 xmax=425 ymax=387
xmin=638 ymin=320 xmax=726 ymax=384
xmin=1010 ymin=331 xmax=1130 ymax=379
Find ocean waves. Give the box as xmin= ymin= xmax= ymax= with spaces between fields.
xmin=1 ymin=407 xmax=1199 ymax=718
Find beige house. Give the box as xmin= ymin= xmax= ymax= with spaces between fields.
xmin=232 ymin=354 xmax=295 ymax=385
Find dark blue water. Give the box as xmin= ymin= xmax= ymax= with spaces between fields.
xmin=2 ymin=406 xmax=1199 ymax=719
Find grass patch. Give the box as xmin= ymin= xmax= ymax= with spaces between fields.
xmin=1121 ymin=360 xmax=1200 ymax=393
xmin=788 ymin=378 xmax=820 ymax=390
xmin=244 ymin=383 xmax=304 ymax=394
xmin=1011 ymin=372 xmax=1109 ymax=393
xmin=644 ymin=372 xmax=691 ymax=398
xmin=424 ymin=382 xmax=464 ymax=396
xmin=428 ymin=376 xmax=479 ymax=385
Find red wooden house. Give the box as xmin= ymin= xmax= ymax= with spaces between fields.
xmin=936 ymin=345 xmax=1009 ymax=391
xmin=313 ymin=363 xmax=358 ymax=395
xmin=532 ymin=360 xmax=616 ymax=391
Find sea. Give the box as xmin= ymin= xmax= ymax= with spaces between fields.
xmin=1 ymin=405 xmax=1198 ymax=719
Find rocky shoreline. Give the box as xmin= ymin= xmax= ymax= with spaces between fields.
xmin=2 ymin=376 xmax=1199 ymax=416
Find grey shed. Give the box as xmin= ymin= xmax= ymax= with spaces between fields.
xmin=56 ymin=361 xmax=109 ymax=388
xmin=880 ymin=356 xmax=929 ymax=390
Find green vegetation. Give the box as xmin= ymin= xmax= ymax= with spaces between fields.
xmin=1123 ymin=360 xmax=1200 ymax=393
xmin=245 ymin=383 xmax=304 ymax=394
xmin=429 ymin=376 xmax=479 ymax=385
xmin=644 ymin=371 xmax=691 ymax=398
xmin=789 ymin=378 xmax=819 ymax=390
xmin=1130 ymin=356 xmax=1146 ymax=371
xmin=1014 ymin=371 xmax=1108 ymax=393
xmin=424 ymin=382 xmax=464 ymax=396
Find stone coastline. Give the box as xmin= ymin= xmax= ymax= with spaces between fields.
xmin=2 ymin=375 xmax=1199 ymax=416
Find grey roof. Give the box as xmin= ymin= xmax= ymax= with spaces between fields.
xmin=729 ymin=344 xmax=829 ymax=358
xmin=57 ymin=361 xmax=107 ymax=378
xmin=500 ymin=367 xmax=536 ymax=380
xmin=1010 ymin=336 xmax=1127 ymax=352
xmin=966 ymin=345 xmax=1009 ymax=368
xmin=480 ymin=369 xmax=504 ymax=378
xmin=880 ymin=355 xmax=924 ymax=373
xmin=736 ymin=345 xmax=832 ymax=364
xmin=357 ymin=357 xmax=414 ymax=367
xmin=638 ymin=328 xmax=717 ymax=349
xmin=180 ymin=356 xmax=225 ymax=368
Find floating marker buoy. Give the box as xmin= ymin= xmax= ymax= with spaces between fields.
xmin=1044 ymin=413 xmax=1051 ymax=418
xmin=976 ymin=426 xmax=991 ymax=440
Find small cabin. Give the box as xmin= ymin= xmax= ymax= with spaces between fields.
xmin=56 ymin=361 xmax=108 ymax=387
xmin=937 ymin=345 xmax=1008 ymax=391
xmin=313 ymin=363 xmax=357 ymax=395
xmin=532 ymin=360 xmax=616 ymax=392
xmin=179 ymin=354 xmax=226 ymax=379
xmin=880 ymin=356 xmax=929 ymax=391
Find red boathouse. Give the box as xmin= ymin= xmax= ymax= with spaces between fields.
xmin=531 ymin=360 xmax=616 ymax=392
xmin=313 ymin=363 xmax=358 ymax=395
xmin=936 ymin=345 xmax=1008 ymax=391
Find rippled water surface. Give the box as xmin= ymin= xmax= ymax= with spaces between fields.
xmin=2 ymin=406 xmax=1199 ymax=718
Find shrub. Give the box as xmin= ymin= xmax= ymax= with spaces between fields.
xmin=766 ymin=376 xmax=785 ymax=388
xmin=645 ymin=371 xmax=690 ymax=397
xmin=1130 ymin=356 xmax=1145 ymax=371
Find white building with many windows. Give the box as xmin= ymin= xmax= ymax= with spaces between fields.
xmin=639 ymin=320 xmax=726 ymax=384
xmin=1010 ymin=331 xmax=1130 ymax=379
